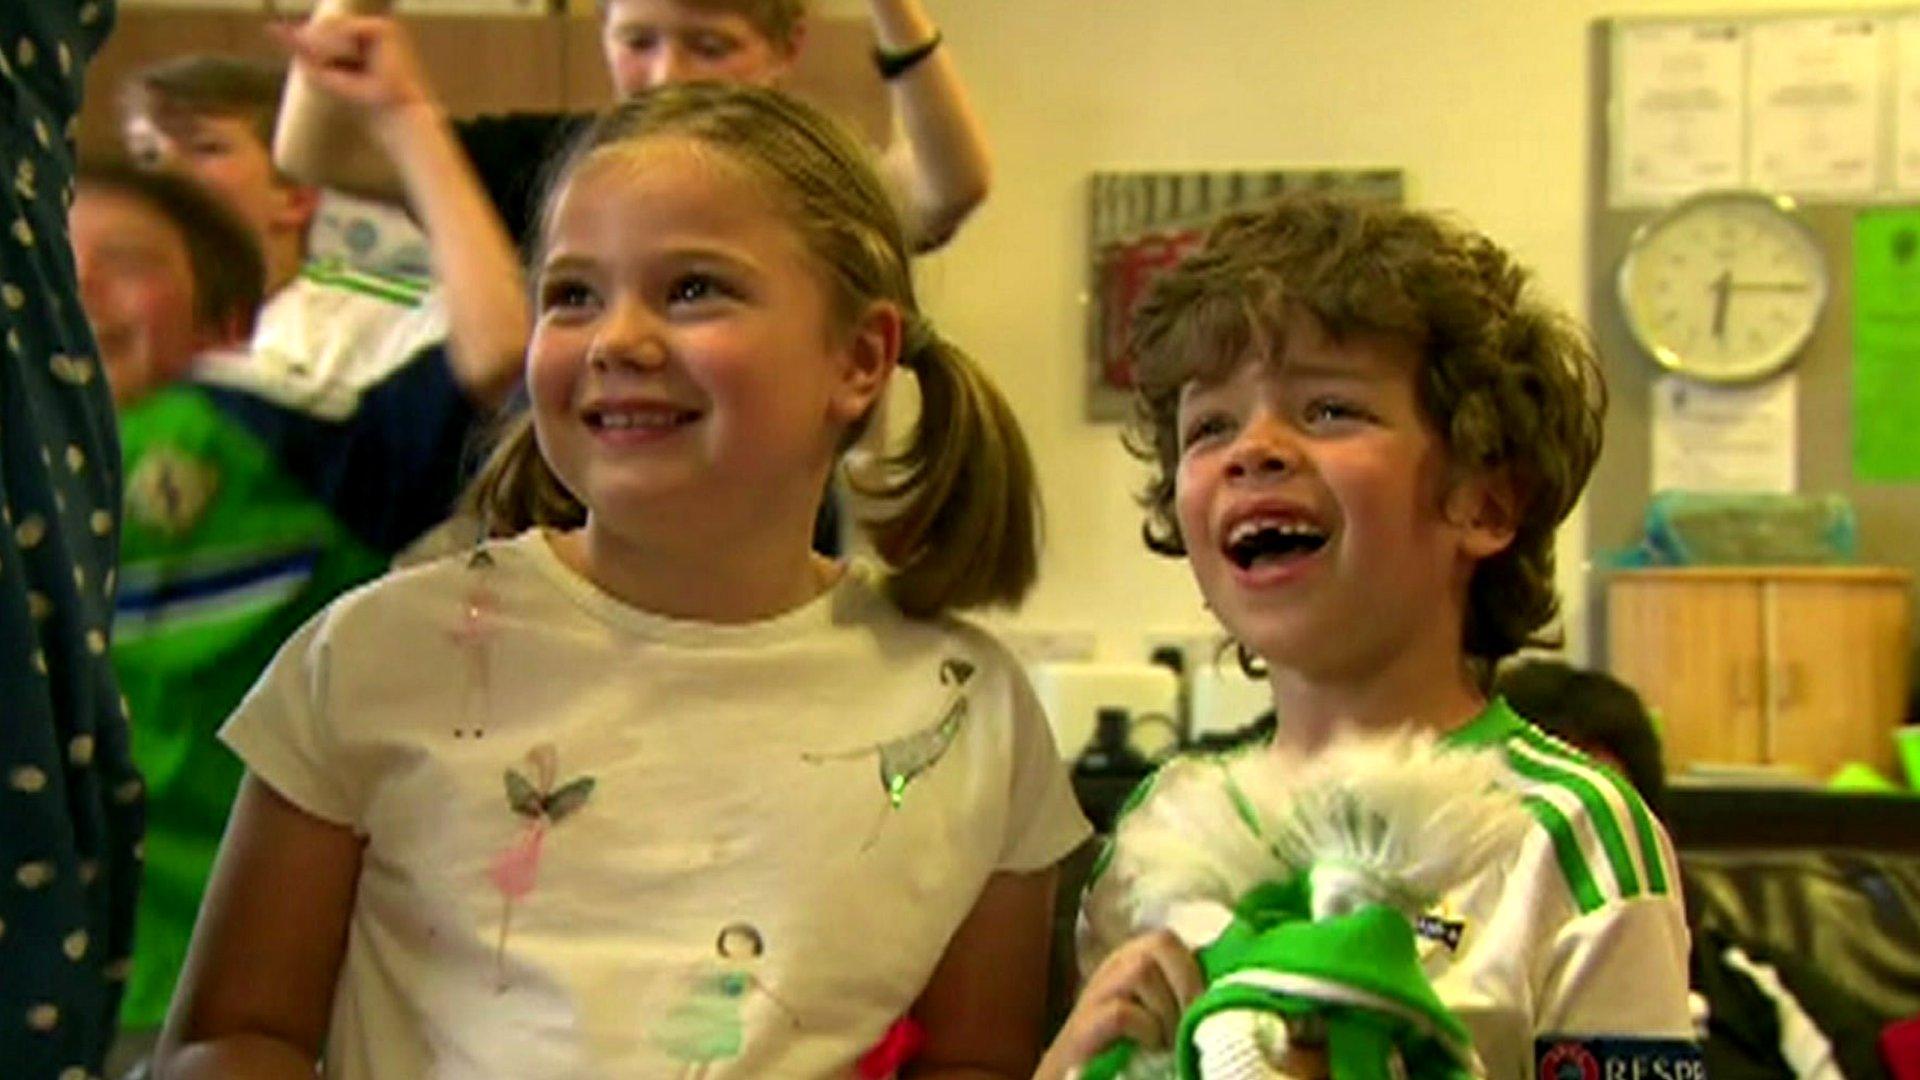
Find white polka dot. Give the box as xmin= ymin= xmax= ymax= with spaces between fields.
xmin=113 ymin=779 xmax=142 ymax=805
xmin=15 ymin=861 xmax=54 ymax=889
xmin=80 ymin=2 xmax=103 ymax=25
xmin=26 ymin=591 xmax=51 ymax=619
xmin=13 ymin=160 xmax=33 ymax=200
xmin=31 ymin=649 xmax=46 ymax=675
xmin=51 ymin=490 xmax=65 ymax=514
xmin=11 ymin=217 xmax=33 ymax=247
xmin=56 ymin=42 xmax=70 ymax=77
xmin=72 ymin=563 xmax=85 ymax=590
xmin=119 ymin=695 xmax=132 ymax=721
xmin=14 ymin=515 xmax=45 ymax=549
xmin=1 ymin=283 xmax=20 ymax=310
xmin=49 ymin=354 xmax=94 ymax=385
xmin=103 ymin=568 xmax=115 ymax=597
xmin=84 ymin=629 xmax=105 ymax=655
xmin=65 ymin=444 xmax=84 ymax=472
xmin=77 ymin=859 xmax=98 ymax=884
xmin=15 ymin=37 xmax=36 ymax=68
xmin=6 ymin=328 xmax=20 ymax=353
xmin=32 ymin=118 xmax=49 ymax=148
xmin=58 ymin=1067 xmax=85 ymax=1080
xmin=9 ymin=766 xmax=46 ymax=793
xmin=131 ymin=841 xmax=144 ymax=861
xmin=61 ymin=930 xmax=87 ymax=961
xmin=68 ymin=735 xmax=94 ymax=766
xmin=88 ymin=510 xmax=111 ymax=536
xmin=25 ymin=1003 xmax=57 ymax=1031
xmin=104 ymin=958 xmax=131 ymax=982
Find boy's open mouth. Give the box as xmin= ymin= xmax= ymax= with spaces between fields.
xmin=1223 ymin=517 xmax=1328 ymax=571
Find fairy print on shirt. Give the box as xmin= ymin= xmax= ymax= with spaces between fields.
xmin=488 ymin=743 xmax=596 ymax=991
xmin=803 ymin=657 xmax=975 ymax=848
xmin=651 ymin=922 xmax=801 ymax=1077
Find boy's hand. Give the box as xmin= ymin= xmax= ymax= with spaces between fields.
xmin=271 ymin=15 xmax=434 ymax=117
xmin=1034 ymin=929 xmax=1203 ymax=1079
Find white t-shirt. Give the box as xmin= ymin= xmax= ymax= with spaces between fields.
xmin=222 ymin=530 xmax=1090 ymax=1079
xmin=1079 ymin=700 xmax=1696 ymax=1079
xmin=198 ymin=260 xmax=447 ymax=421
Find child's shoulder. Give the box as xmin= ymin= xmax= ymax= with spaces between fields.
xmin=304 ymin=534 xmax=537 ymax=641
xmin=1469 ymin=702 xmax=1677 ymax=917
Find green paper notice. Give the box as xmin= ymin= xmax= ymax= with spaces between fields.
xmin=1853 ymin=209 xmax=1920 ymax=481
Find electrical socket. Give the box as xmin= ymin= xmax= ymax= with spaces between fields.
xmin=1000 ymin=628 xmax=1098 ymax=665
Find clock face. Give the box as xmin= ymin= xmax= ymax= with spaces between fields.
xmin=1616 ymin=191 xmax=1829 ymax=383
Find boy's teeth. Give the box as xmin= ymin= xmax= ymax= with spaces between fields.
xmin=1227 ymin=518 xmax=1321 ymax=545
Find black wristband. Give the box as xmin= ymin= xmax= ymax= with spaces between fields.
xmin=874 ymin=30 xmax=942 ymax=80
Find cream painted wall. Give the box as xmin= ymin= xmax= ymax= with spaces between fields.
xmin=873 ymin=0 xmax=1876 ymax=664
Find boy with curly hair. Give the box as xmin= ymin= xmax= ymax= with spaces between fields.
xmin=1039 ymin=194 xmax=1700 ymax=1078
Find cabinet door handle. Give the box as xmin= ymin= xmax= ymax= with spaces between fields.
xmin=1730 ymin=661 xmax=1756 ymax=709
xmin=1774 ymin=660 xmax=1805 ymax=711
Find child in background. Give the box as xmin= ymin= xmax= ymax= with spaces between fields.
xmin=119 ymin=54 xmax=460 ymax=416
xmin=153 ymin=81 xmax=1087 ymax=1079
xmin=277 ymin=0 xmax=991 ymax=253
xmin=1043 ymin=195 xmax=1698 ymax=1078
xmin=81 ymin=27 xmax=527 ymax=1047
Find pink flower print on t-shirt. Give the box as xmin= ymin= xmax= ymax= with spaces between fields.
xmin=489 ymin=743 xmax=595 ymax=991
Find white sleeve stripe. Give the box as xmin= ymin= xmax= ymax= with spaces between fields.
xmin=1503 ymin=738 xmax=1644 ymax=904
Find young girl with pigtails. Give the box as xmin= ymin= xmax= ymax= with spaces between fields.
xmin=153 ymin=79 xmax=1088 ymax=1080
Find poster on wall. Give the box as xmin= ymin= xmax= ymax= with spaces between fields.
xmin=1611 ymin=20 xmax=1746 ymax=205
xmin=1747 ymin=16 xmax=1883 ymax=197
xmin=1852 ymin=208 xmax=1920 ymax=482
xmin=1894 ymin=16 xmax=1920 ymax=191
xmin=1083 ymin=168 xmax=1401 ymax=422
xmin=1650 ymin=374 xmax=1798 ymax=494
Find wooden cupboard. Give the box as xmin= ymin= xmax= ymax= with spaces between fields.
xmin=77 ymin=8 xmax=888 ymax=166
xmin=1607 ymin=567 xmax=1914 ymax=780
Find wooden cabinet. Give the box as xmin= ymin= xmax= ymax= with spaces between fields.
xmin=77 ymin=10 xmax=888 ymax=166
xmin=1607 ymin=567 xmax=1914 ymax=779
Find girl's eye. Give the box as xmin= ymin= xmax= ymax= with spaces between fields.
xmin=666 ymin=273 xmax=730 ymax=307
xmin=538 ymin=279 xmax=596 ymax=313
xmin=622 ymin=31 xmax=660 ymax=51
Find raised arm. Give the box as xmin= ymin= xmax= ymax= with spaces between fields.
xmin=865 ymin=0 xmax=992 ymax=252
xmin=277 ymin=15 xmax=530 ymax=408
xmin=272 ymin=0 xmax=409 ymax=204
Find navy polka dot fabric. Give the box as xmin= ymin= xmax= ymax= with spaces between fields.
xmin=1 ymin=2 xmax=145 ymax=1075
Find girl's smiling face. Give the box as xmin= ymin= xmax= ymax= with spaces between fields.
xmin=1173 ymin=312 xmax=1513 ymax=684
xmin=526 ymin=138 xmax=886 ymax=549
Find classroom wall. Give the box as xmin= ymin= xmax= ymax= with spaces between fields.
xmin=879 ymin=0 xmax=1887 ymax=664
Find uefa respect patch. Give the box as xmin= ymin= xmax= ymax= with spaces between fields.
xmin=1535 ymin=1037 xmax=1704 ymax=1080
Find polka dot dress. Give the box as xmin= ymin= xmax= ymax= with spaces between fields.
xmin=1 ymin=2 xmax=144 ymax=1077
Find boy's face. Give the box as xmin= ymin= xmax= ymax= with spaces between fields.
xmin=600 ymin=0 xmax=795 ymax=97
xmin=1171 ymin=313 xmax=1513 ymax=683
xmin=123 ymin=111 xmax=308 ymax=247
xmin=71 ymin=187 xmax=216 ymax=407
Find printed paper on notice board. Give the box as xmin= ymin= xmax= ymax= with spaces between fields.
xmin=1853 ymin=209 xmax=1920 ymax=481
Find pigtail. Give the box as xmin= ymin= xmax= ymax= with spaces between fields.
xmin=461 ymin=409 xmax=586 ymax=537
xmin=854 ymin=320 xmax=1040 ymax=619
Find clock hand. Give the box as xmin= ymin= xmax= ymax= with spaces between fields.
xmin=1710 ymin=268 xmax=1731 ymax=339
xmin=1725 ymin=280 xmax=1813 ymax=292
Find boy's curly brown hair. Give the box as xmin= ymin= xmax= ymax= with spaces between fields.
xmin=1125 ymin=193 xmax=1605 ymax=672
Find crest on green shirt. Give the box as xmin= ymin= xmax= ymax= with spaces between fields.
xmin=126 ymin=446 xmax=219 ymax=537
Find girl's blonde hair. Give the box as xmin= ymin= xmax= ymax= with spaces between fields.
xmin=465 ymin=83 xmax=1038 ymax=619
